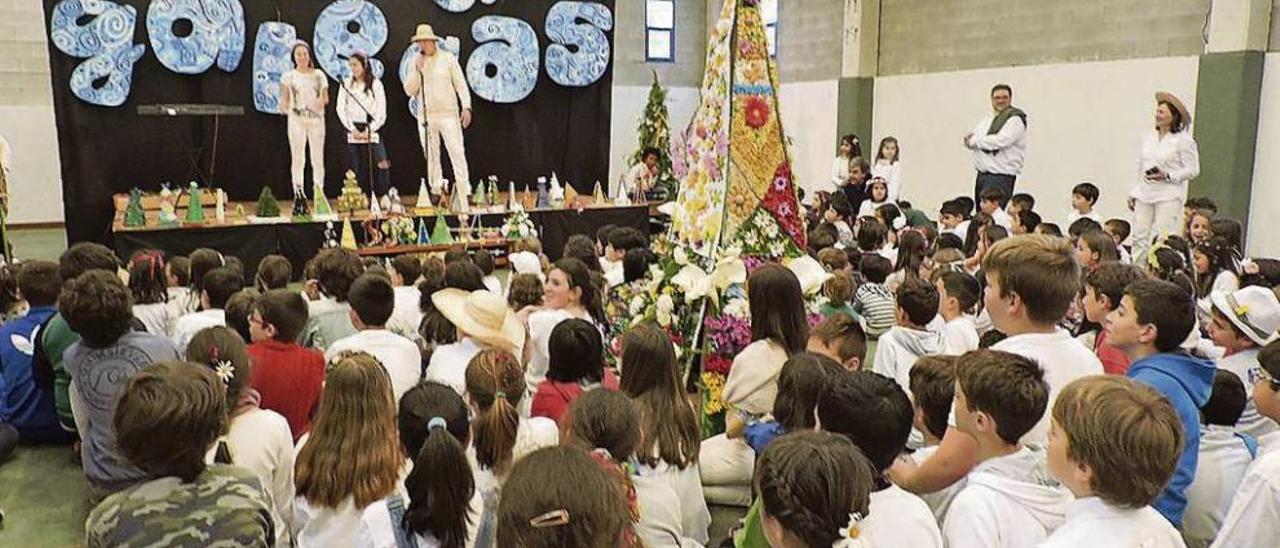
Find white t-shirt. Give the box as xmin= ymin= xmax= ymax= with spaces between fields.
xmin=525 ymin=308 xmax=595 ymax=390
xmin=424 ymin=337 xmax=483 ymax=398
xmin=468 ymin=417 xmax=559 ymax=496
xmin=1040 ymin=497 xmax=1186 ymax=548
xmin=1183 ymin=425 xmax=1254 ymax=548
xmin=990 ymin=208 xmax=1014 ymax=230
xmin=282 ymin=69 xmax=329 ymax=119
xmin=1216 ymin=349 xmax=1280 ymax=446
xmin=171 ymin=308 xmax=226 ymax=355
xmin=325 ymin=329 xmax=422 ymax=402
xmin=1211 ymin=447 xmax=1280 ymax=547
xmin=387 ymin=285 xmax=423 ymax=342
xmin=912 ymin=445 xmax=964 ymax=523
xmin=861 ymin=484 xmax=943 ymax=548
xmin=634 ymin=459 xmax=711 ymax=545
xmin=133 ymin=302 xmax=176 ymax=338
xmin=632 ymin=472 xmax=704 ymax=548
xmin=942 ymin=315 xmax=980 ymax=355
xmin=989 ymin=330 xmax=1104 ymax=446
xmin=943 ymin=447 xmax=1069 ymax=548
xmin=226 ymin=408 xmax=297 ymax=542
xmin=354 ymin=489 xmax=482 ymax=548
xmin=871 ymin=160 xmax=903 ymax=202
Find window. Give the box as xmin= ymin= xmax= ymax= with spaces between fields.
xmin=760 ymin=0 xmax=778 ymax=58
xmin=646 ymin=0 xmax=675 ymax=62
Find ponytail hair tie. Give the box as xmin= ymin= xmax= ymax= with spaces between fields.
xmin=427 ymin=417 xmax=447 ymax=431
xmin=494 ymin=391 xmax=507 ymax=400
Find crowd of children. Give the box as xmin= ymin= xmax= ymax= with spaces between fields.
xmin=0 ymin=168 xmax=1279 ymax=547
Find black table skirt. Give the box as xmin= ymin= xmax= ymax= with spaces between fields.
xmin=112 ymin=205 xmax=652 ymax=281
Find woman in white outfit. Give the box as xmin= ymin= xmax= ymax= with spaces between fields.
xmin=1129 ymin=91 xmax=1199 ymax=266
xmin=337 ymin=52 xmax=390 ymax=197
xmin=280 ymin=41 xmax=329 ymax=198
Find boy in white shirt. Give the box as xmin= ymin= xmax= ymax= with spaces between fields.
xmin=324 ymin=274 xmax=422 ymax=403
xmin=979 ymin=187 xmax=1013 ymax=230
xmin=936 ymin=270 xmax=981 ymax=354
xmin=907 ymin=355 xmax=964 ymax=522
xmin=891 ymin=235 xmax=1104 ymax=495
xmin=1065 ymin=182 xmax=1105 ymax=228
xmin=939 ymin=200 xmax=971 ymax=241
xmin=1183 ymin=370 xmax=1257 ymax=548
xmin=874 ymin=277 xmax=945 ymax=397
xmin=171 ymin=267 xmax=240 ymax=355
xmin=386 ymin=255 xmax=423 ymax=340
xmin=1104 ymin=219 xmax=1133 ymax=264
xmin=603 ymin=228 xmax=647 ymax=288
xmin=1206 ymin=285 xmax=1280 ymax=446
xmin=1212 ymin=341 xmax=1280 ymax=547
xmin=1041 ymin=375 xmax=1188 ymax=547
xmin=944 ymin=350 xmax=1069 ymax=548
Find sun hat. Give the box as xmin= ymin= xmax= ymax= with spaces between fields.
xmin=410 ymin=24 xmax=442 ymax=43
xmin=1155 ymin=91 xmax=1192 ymax=129
xmin=1210 ymin=286 xmax=1280 ymax=346
xmin=432 ymin=289 xmax=525 ymax=355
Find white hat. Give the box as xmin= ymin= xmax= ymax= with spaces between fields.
xmin=410 ymin=24 xmax=442 ymax=43
xmin=785 ymin=254 xmax=833 ymax=296
xmin=432 ymin=289 xmax=525 ymax=356
xmin=508 ymin=251 xmax=544 ymax=278
xmin=1210 ymin=286 xmax=1280 ymax=346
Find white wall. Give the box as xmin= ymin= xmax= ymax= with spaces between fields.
xmin=608 ymin=84 xmax=702 ymax=191
xmin=873 ymin=56 xmax=1200 ymax=226
xmin=779 ymin=81 xmax=840 ymax=198
xmin=1248 ymin=53 xmax=1280 ymax=259
xmin=0 ymin=106 xmax=65 ymax=224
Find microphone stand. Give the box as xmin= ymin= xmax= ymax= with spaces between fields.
xmin=338 ymin=77 xmax=378 ymax=202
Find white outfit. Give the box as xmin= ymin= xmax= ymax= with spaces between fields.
xmin=481 ymin=275 xmax=501 ymax=295
xmin=635 ymin=460 xmax=711 ymax=546
xmin=354 ymin=489 xmax=482 ymax=548
xmin=387 ymin=285 xmax=423 ymax=343
xmin=913 ymin=445 xmax=964 ymax=523
xmin=967 ymin=113 xmax=1028 ymax=176
xmin=424 ymin=336 xmax=483 ymax=398
xmin=700 ymin=339 xmax=789 ymax=506
xmin=604 ymin=267 xmax=625 ymax=289
xmin=1183 ymin=424 xmax=1255 ymax=548
xmin=942 ymin=315 xmax=980 ymax=355
xmin=325 ymin=330 xmax=422 ymax=403
xmin=282 ymin=69 xmax=329 ymax=194
xmin=621 ymin=163 xmax=657 ymax=200
xmin=871 ymin=160 xmax=903 ymax=201
xmin=858 ymin=198 xmax=889 ymax=219
xmin=873 ymin=326 xmax=945 ymax=399
xmin=226 ymin=408 xmax=297 ymax=545
xmin=468 ymin=416 xmax=559 ymax=495
xmin=861 ymin=484 xmax=944 ymax=548
xmin=990 ymin=207 xmax=1014 ymax=230
xmin=171 ymin=308 xmax=226 ymax=355
xmin=1040 ymin=497 xmax=1186 ymax=548
xmin=1065 ymin=209 xmax=1104 ymax=229
xmin=825 ymin=156 xmax=850 ymax=195
xmin=1211 ymin=446 xmax=1280 ymax=547
xmin=132 ymin=302 xmax=176 ymax=337
xmin=1217 ymin=349 xmax=1280 ymax=447
xmin=943 ymin=447 xmax=1070 ymax=548
xmin=632 ymin=470 xmax=706 ymax=548
xmin=1131 ymin=129 xmax=1199 ymax=265
xmin=336 ymin=77 xmax=387 ymax=144
xmin=524 ymin=308 xmax=595 ymax=390
xmin=404 ymin=51 xmax=472 ymax=191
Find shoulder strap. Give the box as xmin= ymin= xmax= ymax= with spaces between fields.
xmin=31 ymin=313 xmax=59 ymax=390
xmin=385 ymin=494 xmax=418 ymax=548
xmin=1235 ymin=432 xmax=1259 ymax=458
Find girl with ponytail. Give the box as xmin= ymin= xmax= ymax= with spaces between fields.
xmin=356 ymin=382 xmax=480 ymax=548
xmin=755 ymin=431 xmax=876 ymax=548
xmin=465 ymin=349 xmax=558 ymax=485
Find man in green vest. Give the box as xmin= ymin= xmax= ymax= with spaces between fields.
xmin=963 ymin=84 xmax=1028 ymax=207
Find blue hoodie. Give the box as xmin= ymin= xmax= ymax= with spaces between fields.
xmin=1126 ymin=351 xmax=1215 ymax=525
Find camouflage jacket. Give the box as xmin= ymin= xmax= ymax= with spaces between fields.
xmin=86 ymin=464 xmax=275 ymax=547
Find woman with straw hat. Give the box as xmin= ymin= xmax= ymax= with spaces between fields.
xmin=1129 ymin=91 xmax=1200 ymax=267
xmin=426 ymin=288 xmax=525 ymax=398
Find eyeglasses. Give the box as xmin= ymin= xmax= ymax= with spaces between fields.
xmin=1257 ymin=367 xmax=1280 ymax=390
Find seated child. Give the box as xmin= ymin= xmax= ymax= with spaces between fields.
xmin=852 ymin=254 xmax=896 ymax=338
xmin=979 ymin=187 xmax=1013 ymax=230
xmin=906 ymin=355 xmax=963 ymax=521
xmin=825 ymin=197 xmax=856 ymax=248
xmin=1182 ymin=370 xmax=1257 ymax=548
xmin=1079 ymin=262 xmax=1144 ymax=374
xmin=248 ymin=289 xmax=325 ymax=441
xmin=1212 ymin=340 xmax=1280 ymax=546
xmin=1011 ymin=208 xmax=1041 ymax=236
xmin=944 ymin=350 xmax=1068 ymax=548
xmin=820 ymin=271 xmax=859 ymax=320
xmin=1035 ymin=222 xmax=1063 ymax=237
xmin=755 ymin=431 xmax=876 ymax=548
xmin=935 ymin=270 xmax=981 ymax=355
xmin=806 ymin=313 xmax=868 ymax=371
xmin=1104 ymin=218 xmax=1132 ymax=262
xmin=743 ymin=353 xmax=846 ymax=454
xmin=873 ymin=277 xmax=944 ymax=397
xmin=1207 ymin=286 xmax=1280 ymax=446
xmin=1040 ymin=376 xmax=1187 ymax=547
xmin=1007 ymin=193 xmax=1035 ymax=221
xmin=507 ymin=273 xmax=544 ymax=311
xmin=1066 ymin=182 xmax=1104 ymax=227
xmin=938 ymin=200 xmax=971 ymax=241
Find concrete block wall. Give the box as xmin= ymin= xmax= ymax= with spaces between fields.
xmin=776 ymin=0 xmax=844 ymax=82
xmin=878 ymin=0 xmax=1212 ymax=75
xmin=0 ymin=0 xmax=52 ymax=107
xmin=613 ymin=0 xmax=708 ymax=87
xmin=1 ymin=0 xmax=66 ymax=225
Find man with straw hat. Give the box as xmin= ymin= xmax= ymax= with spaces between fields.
xmin=425 ymin=288 xmax=525 ymax=397
xmin=403 ymin=24 xmax=472 ymax=199
xmin=1128 ymin=90 xmax=1200 ymax=266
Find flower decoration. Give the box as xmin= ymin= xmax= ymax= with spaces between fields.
xmin=502 ymin=208 xmax=537 ymax=239
xmin=744 ymin=96 xmax=771 ymax=129
xmin=838 ymin=512 xmax=865 ymax=539
xmin=214 ymin=360 xmax=235 ymax=386
xmin=701 ymin=371 xmax=727 ymax=415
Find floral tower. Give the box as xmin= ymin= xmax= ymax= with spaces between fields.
xmin=669 ymin=0 xmax=805 ymax=261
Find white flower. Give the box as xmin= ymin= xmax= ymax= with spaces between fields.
xmin=629 ymin=295 xmax=646 ymax=316
xmin=656 ymin=294 xmax=674 ymax=315
xmin=724 ymin=297 xmax=749 ymax=319
xmin=763 ymin=219 xmax=779 ymax=238
xmin=769 ymin=240 xmax=785 ymax=257
xmin=214 ymin=360 xmax=235 ymax=386
xmin=674 ymin=246 xmax=690 ymax=266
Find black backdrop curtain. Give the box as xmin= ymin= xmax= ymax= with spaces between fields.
xmin=43 ymin=0 xmax=614 ymax=244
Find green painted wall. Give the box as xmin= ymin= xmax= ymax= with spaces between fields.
xmin=1191 ymin=51 xmax=1265 ymax=231
xmin=837 ymin=77 xmax=874 ymax=149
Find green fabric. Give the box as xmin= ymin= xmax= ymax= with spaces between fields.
xmin=821 ymin=303 xmax=860 ymax=322
xmin=734 ymin=499 xmax=768 ymax=548
xmin=301 ymin=305 xmax=356 ymax=351
xmin=42 ymin=314 xmax=79 ymax=429
xmin=986 ymin=106 xmax=1027 ymax=135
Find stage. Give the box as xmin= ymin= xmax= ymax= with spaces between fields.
xmin=111 ymin=194 xmax=655 ymax=280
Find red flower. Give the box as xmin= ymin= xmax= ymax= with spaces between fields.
xmin=705 ymin=355 xmax=734 ymax=375
xmin=744 ymin=96 xmax=770 ymax=129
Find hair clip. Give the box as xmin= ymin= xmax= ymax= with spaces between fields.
xmin=214 ymin=360 xmax=234 ymax=386
xmin=427 ymin=417 xmax=447 ymax=431
xmin=494 ymin=390 xmax=507 ymax=400
xmin=529 ymin=509 xmax=570 ymax=528
xmin=837 ymin=511 xmax=865 ymax=539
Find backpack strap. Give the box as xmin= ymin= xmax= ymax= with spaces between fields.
xmin=385 ymin=494 xmax=417 ymax=548
xmin=1235 ymin=432 xmax=1259 ymax=458
xmin=31 ymin=313 xmax=58 ymax=390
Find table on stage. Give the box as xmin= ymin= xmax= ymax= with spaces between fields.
xmin=110 ymin=194 xmax=657 ymax=281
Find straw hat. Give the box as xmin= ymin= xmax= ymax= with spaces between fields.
xmin=432 ymin=289 xmax=525 ymax=355
xmin=1210 ymin=286 xmax=1280 ymax=346
xmin=410 ymin=24 xmax=442 ymax=43
xmin=1155 ymin=91 xmax=1191 ymax=129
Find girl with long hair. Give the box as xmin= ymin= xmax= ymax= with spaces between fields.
xmin=466 ymin=349 xmax=558 ymax=484
xmin=280 ymin=41 xmax=329 ymax=198
xmin=888 ymin=229 xmax=928 ymax=290
xmin=185 ymin=326 xmax=296 ymax=543
xmin=1193 ymin=236 xmax=1240 ymax=300
xmin=522 ymin=258 xmax=605 ymax=389
xmin=871 ymin=136 xmax=903 ymax=201
xmin=826 ymin=134 xmax=862 ymax=199
xmin=756 ymin=431 xmax=876 ymax=548
xmin=357 ymin=382 xmax=480 ymax=548
xmin=618 ymin=324 xmax=711 ymax=543
xmin=128 ymin=250 xmax=175 ymax=336
xmin=742 ymin=353 xmax=847 ymax=454
xmin=497 ymin=446 xmax=633 ymax=548
xmin=702 ymin=263 xmax=809 ymax=506
xmin=1075 ymin=230 xmax=1121 ymax=272
xmin=337 ymin=52 xmax=391 ymax=198
xmin=294 ymin=351 xmax=405 ymax=546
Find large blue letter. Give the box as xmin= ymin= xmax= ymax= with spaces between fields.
xmin=433 ymin=0 xmax=497 ymax=13
xmin=314 ymin=0 xmax=387 ymax=81
xmin=252 ymin=22 xmax=297 ymax=114
xmin=146 ymin=0 xmax=245 ymax=74
xmin=398 ymin=37 xmax=461 ymax=123
xmin=545 ymin=1 xmax=613 ymax=87
xmin=50 ymin=0 xmax=147 ymax=107
xmin=465 ymin=16 xmax=538 ymax=104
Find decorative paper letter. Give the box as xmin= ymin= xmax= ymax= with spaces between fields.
xmin=465 ymin=16 xmax=539 ymax=104
xmin=545 ymin=1 xmax=613 ymax=87
xmin=314 ymin=0 xmax=387 ymax=81
xmin=252 ymin=22 xmax=297 ymax=114
xmin=145 ymin=0 xmax=246 ymax=74
xmin=50 ymin=0 xmax=147 ymax=106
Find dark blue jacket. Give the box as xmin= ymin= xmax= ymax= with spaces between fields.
xmin=0 ymin=306 xmax=59 ymax=432
xmin=1127 ymin=350 xmax=1215 ymax=525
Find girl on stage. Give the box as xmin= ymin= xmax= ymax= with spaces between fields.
xmin=280 ymin=41 xmax=328 ymax=199
xmin=336 ymin=52 xmax=390 ymax=198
